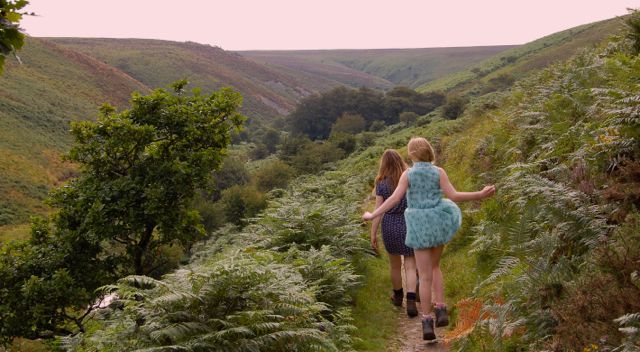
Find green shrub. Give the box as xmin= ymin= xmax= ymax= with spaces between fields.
xmin=331 ymin=113 xmax=366 ymax=134
xmin=368 ymin=120 xmax=386 ymax=132
xmin=220 ymin=185 xmax=267 ymax=226
xmin=253 ymin=159 xmax=296 ymax=191
xmin=399 ymin=111 xmax=419 ymax=125
xmin=442 ymin=94 xmax=468 ymax=119
xmin=329 ymin=132 xmax=357 ymax=155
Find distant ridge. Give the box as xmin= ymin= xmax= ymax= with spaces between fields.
xmin=238 ymin=45 xmax=516 ymax=89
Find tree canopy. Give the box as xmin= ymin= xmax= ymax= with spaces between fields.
xmin=0 ymin=0 xmax=28 ymax=73
xmin=0 ymin=82 xmax=245 ymax=341
xmin=288 ymin=86 xmax=445 ymax=139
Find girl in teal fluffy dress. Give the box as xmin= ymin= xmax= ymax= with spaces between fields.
xmin=363 ymin=137 xmax=495 ymax=341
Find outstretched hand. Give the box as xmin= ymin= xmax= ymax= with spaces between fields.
xmin=480 ymin=185 xmax=496 ymax=199
xmin=362 ymin=211 xmax=374 ymax=221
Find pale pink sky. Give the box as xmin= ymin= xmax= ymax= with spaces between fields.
xmin=20 ymin=0 xmax=640 ymax=50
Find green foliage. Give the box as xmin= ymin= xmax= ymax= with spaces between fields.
xmin=0 ymin=0 xmax=28 ymax=74
xmin=71 ymin=144 xmax=372 ymax=351
xmin=328 ymin=132 xmax=357 ymax=155
xmin=290 ymin=141 xmax=346 ymax=174
xmin=454 ymin=35 xmax=640 ymax=351
xmin=66 ymin=253 xmax=343 ymax=352
xmin=331 ymin=113 xmax=366 ymax=134
xmin=253 ymin=159 xmax=296 ymax=192
xmin=0 ymin=83 xmax=245 ymax=343
xmin=209 ymin=154 xmax=251 ymax=200
xmin=289 ymin=86 xmax=444 ymax=139
xmin=59 ymin=84 xmax=244 ymax=275
xmin=419 ymin=17 xmax=624 ymax=93
xmin=383 ymin=86 xmax=444 ymax=121
xmin=398 ymin=111 xmax=419 ymax=125
xmin=220 ymin=185 xmax=267 ymax=226
xmin=282 ymin=246 xmax=360 ymax=310
xmin=289 ymin=86 xmax=384 ymax=139
xmin=368 ymin=120 xmax=386 ymax=132
xmin=626 ymin=9 xmax=640 ymax=55
xmin=443 ymin=94 xmax=469 ymax=119
xmin=0 ymin=217 xmax=114 ymax=343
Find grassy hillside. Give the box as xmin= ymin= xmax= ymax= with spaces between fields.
xmin=239 ymin=45 xmax=515 ymax=89
xmin=50 ymin=38 xmax=353 ymax=120
xmin=0 ymin=37 xmax=149 ymax=228
xmin=418 ymin=17 xmax=626 ymax=93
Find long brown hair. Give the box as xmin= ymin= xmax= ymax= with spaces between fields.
xmin=375 ymin=149 xmax=408 ymax=191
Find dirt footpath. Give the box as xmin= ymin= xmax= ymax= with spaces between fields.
xmin=385 ymin=301 xmax=450 ymax=352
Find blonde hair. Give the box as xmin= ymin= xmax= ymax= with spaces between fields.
xmin=375 ymin=149 xmax=408 ymax=191
xmin=407 ymin=137 xmax=436 ymax=162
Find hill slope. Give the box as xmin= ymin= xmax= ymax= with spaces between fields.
xmin=239 ymin=46 xmax=515 ymax=89
xmin=50 ymin=38 xmax=378 ymax=120
xmin=418 ymin=17 xmax=626 ymax=93
xmin=0 ymin=37 xmax=149 ymax=227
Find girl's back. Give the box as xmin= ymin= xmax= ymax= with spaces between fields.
xmin=406 ymin=162 xmax=442 ymax=209
xmin=404 ymin=162 xmax=461 ymax=249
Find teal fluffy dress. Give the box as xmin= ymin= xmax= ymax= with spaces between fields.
xmin=404 ymin=162 xmax=462 ymax=249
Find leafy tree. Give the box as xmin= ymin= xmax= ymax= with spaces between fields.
xmin=0 ymin=82 xmax=244 ymax=342
xmin=289 ymin=86 xmax=384 ymax=139
xmin=369 ymin=120 xmax=386 ymax=132
xmin=220 ymin=185 xmax=267 ymax=226
xmin=290 ymin=141 xmax=346 ymax=174
xmin=331 ymin=113 xmax=366 ymax=134
xmin=277 ymin=133 xmax=312 ymax=163
xmin=253 ymin=159 xmax=296 ymax=191
xmin=399 ymin=111 xmax=419 ymax=125
xmin=329 ymin=131 xmax=357 ymax=155
xmin=382 ymin=86 xmax=444 ymax=122
xmin=0 ymin=0 xmax=28 ymax=74
xmin=442 ymin=94 xmax=468 ymax=119
xmin=58 ymin=81 xmax=244 ymax=275
xmin=209 ymin=154 xmax=250 ymax=200
xmin=260 ymin=127 xmax=281 ymax=154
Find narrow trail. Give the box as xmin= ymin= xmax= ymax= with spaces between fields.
xmin=385 ymin=301 xmax=450 ymax=352
xmin=384 ymin=260 xmax=451 ymax=351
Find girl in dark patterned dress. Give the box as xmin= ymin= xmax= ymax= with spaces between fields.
xmin=364 ymin=138 xmax=495 ymax=340
xmin=370 ymin=149 xmax=418 ymax=317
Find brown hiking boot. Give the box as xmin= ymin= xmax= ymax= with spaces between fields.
xmin=434 ymin=306 xmax=449 ymax=327
xmin=406 ymin=299 xmax=418 ymax=317
xmin=422 ymin=316 xmax=436 ymax=340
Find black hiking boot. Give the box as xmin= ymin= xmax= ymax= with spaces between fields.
xmin=422 ymin=316 xmax=436 ymax=341
xmin=406 ymin=299 xmax=418 ymax=317
xmin=434 ymin=306 xmax=449 ymax=327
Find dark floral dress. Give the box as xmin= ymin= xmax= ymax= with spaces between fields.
xmin=376 ymin=179 xmax=414 ymax=256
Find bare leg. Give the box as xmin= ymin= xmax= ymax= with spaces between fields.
xmin=433 ymin=266 xmax=444 ymax=304
xmin=388 ymin=254 xmax=403 ymax=290
xmin=403 ymin=255 xmax=417 ymax=293
xmin=413 ymin=248 xmax=434 ymax=317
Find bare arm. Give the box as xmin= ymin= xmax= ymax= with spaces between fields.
xmin=363 ymin=171 xmax=409 ymax=220
xmin=370 ymin=196 xmax=383 ymax=251
xmin=439 ymin=167 xmax=495 ymax=202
